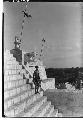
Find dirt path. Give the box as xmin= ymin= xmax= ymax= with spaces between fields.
xmin=44 ymin=89 xmax=83 ymax=117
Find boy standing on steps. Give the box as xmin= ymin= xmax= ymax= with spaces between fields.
xmin=33 ymin=66 xmax=41 ymax=94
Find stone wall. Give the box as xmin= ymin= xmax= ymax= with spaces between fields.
xmin=4 ymin=49 xmax=61 ymax=117
xmin=41 ymin=78 xmax=55 ymax=91
xmin=4 ymin=50 xmax=29 ymax=116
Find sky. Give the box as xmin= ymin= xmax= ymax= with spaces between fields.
xmin=3 ymin=2 xmax=82 ymax=68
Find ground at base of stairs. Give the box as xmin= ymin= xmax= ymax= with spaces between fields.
xmin=44 ymin=89 xmax=83 ymax=117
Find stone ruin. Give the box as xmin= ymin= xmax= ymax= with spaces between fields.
xmin=4 ymin=49 xmax=62 ymax=117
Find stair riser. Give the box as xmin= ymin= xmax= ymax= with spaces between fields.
xmin=4 ymin=109 xmax=15 ymax=117
xmin=50 ymin=110 xmax=58 ymax=117
xmin=45 ymin=107 xmax=54 ymax=117
xmin=14 ymin=101 xmax=27 ymax=115
xmin=15 ymin=93 xmax=43 ymax=117
xmin=4 ymin=89 xmax=35 ymax=111
xmin=38 ymin=103 xmax=51 ymax=117
xmin=23 ymin=97 xmax=47 ymax=117
xmin=4 ymin=81 xmax=30 ymax=92
xmin=4 ymin=89 xmax=37 ymax=115
xmin=4 ymin=65 xmax=22 ymax=70
xmin=25 ymin=93 xmax=42 ymax=108
xmin=54 ymin=111 xmax=58 ymax=117
xmin=4 ymin=69 xmax=26 ymax=77
xmin=4 ymin=75 xmax=23 ymax=82
xmin=55 ymin=113 xmax=59 ymax=117
xmin=4 ymin=84 xmax=33 ymax=101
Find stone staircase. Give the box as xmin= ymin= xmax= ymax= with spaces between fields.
xmin=4 ymin=50 xmax=62 ymax=117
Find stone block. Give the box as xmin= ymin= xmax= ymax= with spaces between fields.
xmin=23 ymin=79 xmax=26 ymax=84
xmin=9 ymin=75 xmax=13 ymax=81
xmin=5 ymin=70 xmax=9 ymax=75
xmin=32 ymin=95 xmax=36 ymax=102
xmin=13 ymin=97 xmax=19 ymax=104
xmin=5 ymin=65 xmax=10 ymax=70
xmin=24 ymin=92 xmax=28 ymax=99
xmin=29 ymin=78 xmax=33 ymax=83
xmin=8 ymin=100 xmax=12 ymax=108
xmin=11 ymin=98 xmax=14 ymax=105
xmin=27 ymin=91 xmax=31 ymax=96
xmin=4 ymin=83 xmax=8 ymax=91
xmin=15 ymin=75 xmax=18 ymax=80
xmin=20 ymin=74 xmax=23 ymax=79
xmin=10 ymin=109 xmax=15 ymax=117
xmin=11 ymin=61 xmax=14 ymax=65
xmin=4 ymin=76 xmax=10 ymax=82
xmin=32 ymin=101 xmax=51 ymax=117
xmin=22 ymin=86 xmax=25 ymax=91
xmin=5 ymin=110 xmax=11 ymax=117
xmin=4 ymin=91 xmax=10 ymax=100
xmin=8 ymin=70 xmax=12 ymax=75
xmin=15 ymin=80 xmax=18 ymax=87
xmin=15 ymin=65 xmax=17 ymax=70
xmin=13 ymin=75 xmax=17 ymax=80
xmin=15 ymin=70 xmax=17 ymax=74
xmin=23 ymin=93 xmax=26 ymax=100
xmin=28 ymin=97 xmax=32 ymax=105
xmin=16 ymin=87 xmax=20 ymax=94
xmin=22 ymin=85 xmax=26 ymax=92
xmin=19 ymin=65 xmax=22 ymax=70
xmin=17 ymin=75 xmax=20 ymax=80
xmin=16 ymin=69 xmax=20 ymax=74
xmin=11 ymin=70 xmax=16 ymax=75
xmin=44 ymin=105 xmax=54 ymax=117
xmin=16 ymin=65 xmax=18 ymax=69
xmin=18 ymin=96 xmax=21 ymax=102
xmin=10 ymin=89 xmax=17 ymax=97
xmin=27 ymin=84 xmax=31 ymax=90
xmin=14 ymin=107 xmax=19 ymax=116
xmin=18 ymin=80 xmax=22 ymax=86
xmin=4 ymin=101 xmax=8 ymax=111
xmin=16 ymin=106 xmax=22 ymax=115
xmin=12 ymin=81 xmax=16 ymax=88
xmin=7 ymin=60 xmax=13 ymax=65
xmin=20 ymin=94 xmax=25 ymax=101
xmin=7 ymin=82 xmax=11 ymax=89
xmin=23 ymin=101 xmax=27 ymax=111
xmin=23 ymin=85 xmax=27 ymax=91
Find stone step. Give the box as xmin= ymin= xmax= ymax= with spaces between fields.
xmin=4 ymin=83 xmax=30 ymax=101
xmin=50 ymin=109 xmax=58 ymax=117
xmin=5 ymin=91 xmax=43 ymax=117
xmin=43 ymin=105 xmax=54 ymax=117
xmin=4 ymin=57 xmax=16 ymax=64
xmin=4 ymin=53 xmax=13 ymax=59
xmin=4 ymin=64 xmax=22 ymax=70
xmin=4 ymin=69 xmax=25 ymax=76
xmin=17 ymin=95 xmax=47 ymax=117
xmin=4 ymin=74 xmax=23 ymax=82
xmin=4 ymin=79 xmax=27 ymax=92
xmin=4 ymin=88 xmax=35 ymax=110
xmin=31 ymin=101 xmax=51 ymax=117
xmin=4 ymin=60 xmax=19 ymax=65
